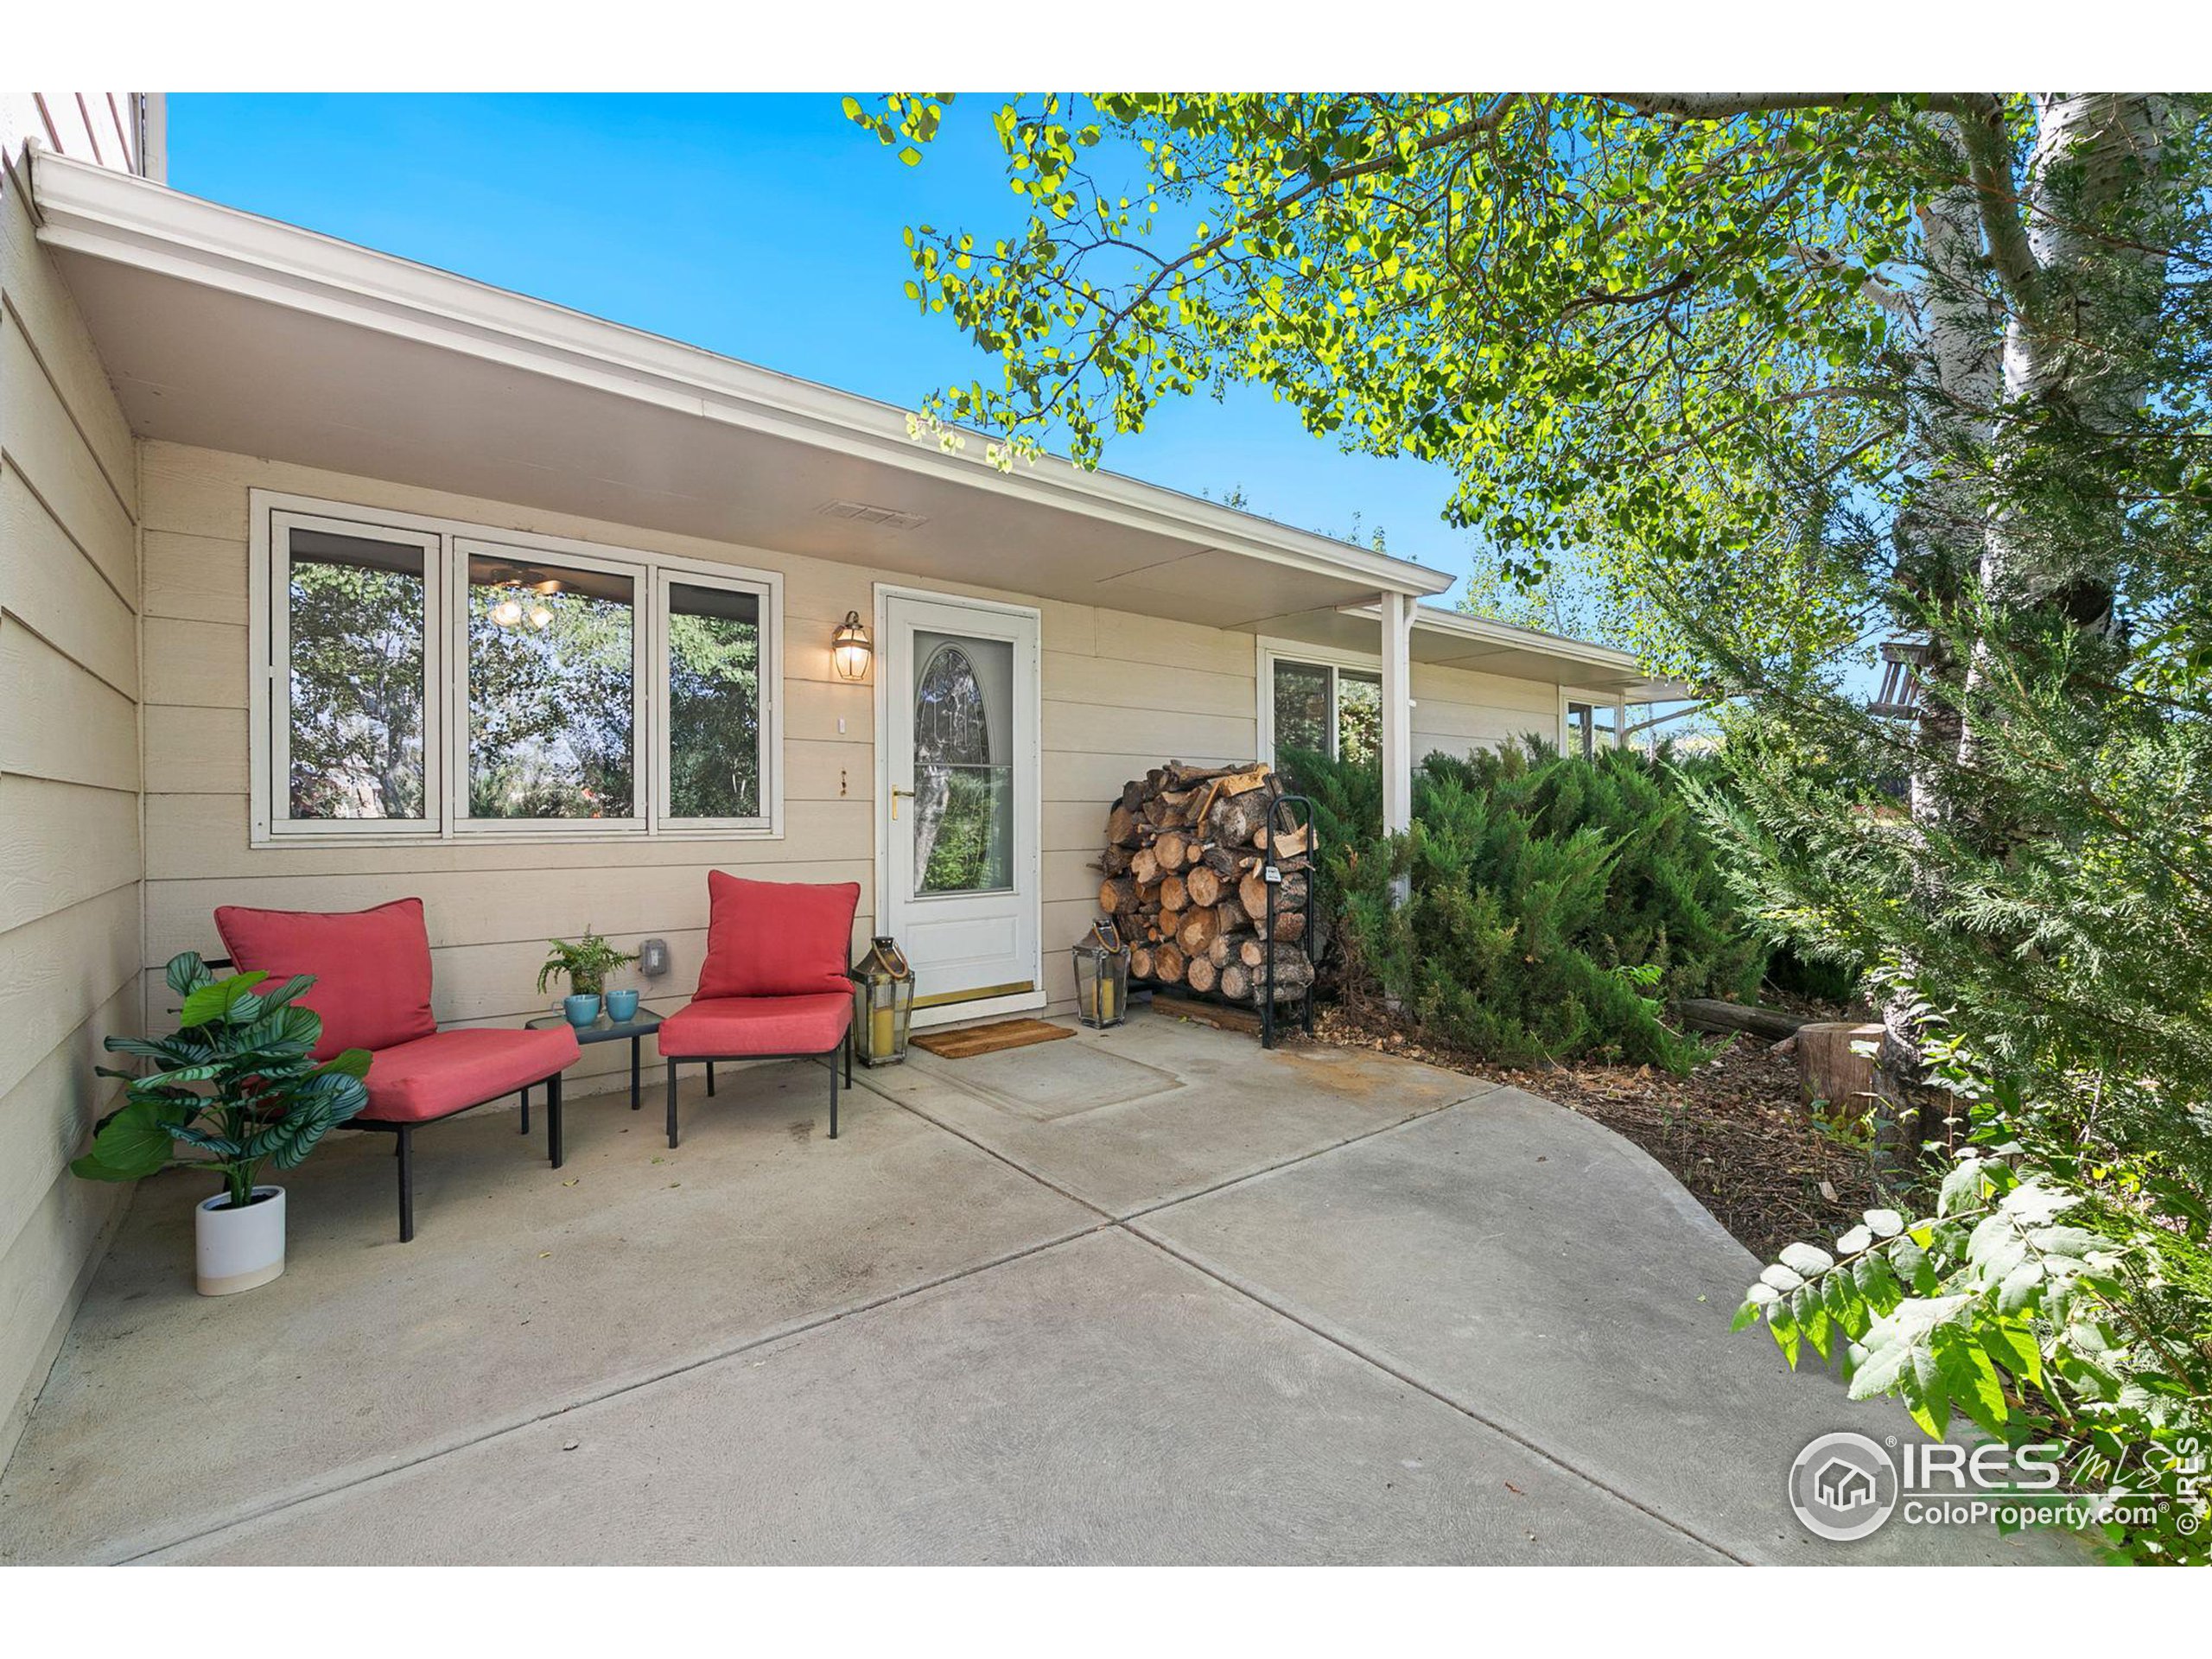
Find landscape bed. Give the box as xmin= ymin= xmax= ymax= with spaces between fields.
xmin=1312 ymin=1002 xmax=1881 ymax=1262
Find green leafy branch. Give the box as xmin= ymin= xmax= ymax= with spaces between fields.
xmin=1736 ymin=1148 xmax=2209 ymax=1562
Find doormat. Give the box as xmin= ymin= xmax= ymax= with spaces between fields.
xmin=910 ymin=1019 xmax=1076 ymax=1060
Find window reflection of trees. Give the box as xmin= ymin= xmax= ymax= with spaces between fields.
xmin=280 ymin=524 xmax=770 ymax=830
xmin=466 ymin=560 xmax=634 ymax=818
xmin=1269 ymin=658 xmax=1382 ymax=772
xmin=287 ymin=540 xmax=427 ymax=820
xmin=1337 ymin=671 xmax=1382 ymax=766
xmin=1272 ymin=660 xmax=1331 ymax=762
xmin=913 ymin=644 xmax=1010 ymax=893
xmin=667 ymin=588 xmax=761 ymax=819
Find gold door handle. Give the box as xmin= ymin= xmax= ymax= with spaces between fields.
xmin=892 ymin=785 xmax=915 ymax=820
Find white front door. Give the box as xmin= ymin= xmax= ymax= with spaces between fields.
xmin=880 ymin=589 xmax=1041 ymax=1020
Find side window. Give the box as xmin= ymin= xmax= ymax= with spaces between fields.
xmin=1567 ymin=701 xmax=1596 ymax=760
xmin=661 ymin=575 xmax=770 ymax=826
xmin=1336 ymin=670 xmax=1382 ymax=766
xmin=273 ymin=517 xmax=439 ymax=830
xmin=1268 ymin=655 xmax=1382 ymax=767
xmin=1272 ymin=658 xmax=1332 ymax=758
xmin=1565 ymin=700 xmax=1618 ymax=759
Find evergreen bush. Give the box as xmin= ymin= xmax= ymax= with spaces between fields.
xmin=1286 ymin=741 xmax=1764 ymax=1071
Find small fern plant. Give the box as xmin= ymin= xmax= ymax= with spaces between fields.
xmin=537 ymin=930 xmax=636 ymax=998
xmin=73 ymin=953 xmax=372 ymax=1211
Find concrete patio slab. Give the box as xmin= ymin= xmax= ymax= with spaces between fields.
xmin=861 ymin=1012 xmax=1497 ymax=1216
xmin=0 ymin=1065 xmax=1097 ymax=1565
xmin=1130 ymin=1087 xmax=2074 ymax=1565
xmin=0 ymin=1017 xmax=2080 ymax=1565
xmin=152 ymin=1230 xmax=1719 ymax=1566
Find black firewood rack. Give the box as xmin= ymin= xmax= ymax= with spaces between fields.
xmin=1259 ymin=792 xmax=1317 ymax=1050
xmin=1121 ymin=790 xmax=1318 ymax=1048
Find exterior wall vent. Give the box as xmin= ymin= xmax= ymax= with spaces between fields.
xmin=817 ymin=499 xmax=928 ymax=531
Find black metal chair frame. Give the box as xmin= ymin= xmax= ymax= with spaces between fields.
xmin=664 ymin=1023 xmax=854 ymax=1149
xmin=203 ymin=951 xmax=577 ymax=1243
xmin=351 ymin=1065 xmax=571 ymax=1243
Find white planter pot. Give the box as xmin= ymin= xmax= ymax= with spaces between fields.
xmin=194 ymin=1185 xmax=286 ymax=1296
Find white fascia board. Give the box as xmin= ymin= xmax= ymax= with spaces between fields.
xmin=30 ymin=150 xmax=1452 ymax=601
xmin=1338 ymin=598 xmax=1643 ymax=677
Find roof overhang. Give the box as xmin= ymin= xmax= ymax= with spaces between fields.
xmin=29 ymin=149 xmax=1665 ymax=696
xmin=1271 ymin=600 xmax=1651 ymax=693
xmin=28 ymin=149 xmax=1448 ymax=635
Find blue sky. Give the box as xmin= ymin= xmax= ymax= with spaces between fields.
xmin=169 ymin=93 xmax=1480 ymax=597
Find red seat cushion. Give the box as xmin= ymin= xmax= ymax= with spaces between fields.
xmin=696 ymin=873 xmax=860 ymax=1000
xmin=359 ymin=1027 xmax=581 ymax=1124
xmin=658 ymin=993 xmax=852 ymax=1059
xmin=214 ymin=898 xmax=437 ymax=1060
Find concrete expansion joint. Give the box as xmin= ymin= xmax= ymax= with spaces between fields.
xmin=1120 ymin=1220 xmax=1748 ymax=1566
xmin=863 ymin=1067 xmax=1499 ymax=1229
xmin=860 ymin=1071 xmax=1745 ymax=1567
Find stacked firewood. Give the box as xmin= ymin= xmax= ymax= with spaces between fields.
xmin=1096 ymin=760 xmax=1315 ymax=1003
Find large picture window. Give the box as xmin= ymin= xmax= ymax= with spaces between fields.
xmin=253 ymin=497 xmax=780 ymax=842
xmin=464 ymin=550 xmax=637 ymax=822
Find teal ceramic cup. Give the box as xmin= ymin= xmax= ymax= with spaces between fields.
xmin=604 ymin=988 xmax=640 ymax=1022
xmin=563 ymin=993 xmax=603 ymax=1027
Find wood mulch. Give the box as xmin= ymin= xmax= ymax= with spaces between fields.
xmin=1313 ymin=1001 xmax=1887 ymax=1262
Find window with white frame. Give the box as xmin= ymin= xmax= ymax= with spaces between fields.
xmin=1562 ymin=698 xmax=1617 ymax=760
xmin=253 ymin=495 xmax=781 ymax=842
xmin=1263 ymin=650 xmax=1383 ymax=766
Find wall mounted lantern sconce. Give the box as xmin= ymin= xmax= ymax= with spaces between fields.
xmin=831 ymin=610 xmax=873 ymax=682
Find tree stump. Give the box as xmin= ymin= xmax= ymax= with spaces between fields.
xmin=1794 ymin=1022 xmax=1888 ymax=1119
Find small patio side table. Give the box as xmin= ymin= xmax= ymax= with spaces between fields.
xmin=520 ymin=1008 xmax=664 ymax=1134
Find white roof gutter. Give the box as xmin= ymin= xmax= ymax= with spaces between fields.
xmin=30 ymin=149 xmax=1454 ymax=601
xmin=1337 ymin=599 xmax=1647 ymax=680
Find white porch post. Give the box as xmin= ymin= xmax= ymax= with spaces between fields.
xmin=1613 ymin=696 xmax=1631 ymax=752
xmin=1380 ymin=590 xmax=1414 ymax=834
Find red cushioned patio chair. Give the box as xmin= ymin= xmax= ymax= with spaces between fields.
xmin=214 ymin=898 xmax=581 ymax=1241
xmin=658 ymin=874 xmax=861 ymax=1147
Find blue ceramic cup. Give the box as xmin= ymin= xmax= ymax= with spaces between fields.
xmin=563 ymin=993 xmax=603 ymax=1027
xmin=604 ymin=988 xmax=640 ymax=1022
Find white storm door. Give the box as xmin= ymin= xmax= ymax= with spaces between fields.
xmin=881 ymin=591 xmax=1041 ymax=1014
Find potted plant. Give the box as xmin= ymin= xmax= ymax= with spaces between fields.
xmin=73 ymin=953 xmax=371 ymax=1295
xmin=537 ymin=930 xmax=637 ymax=1027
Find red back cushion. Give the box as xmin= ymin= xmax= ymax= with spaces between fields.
xmin=213 ymin=898 xmax=437 ymax=1059
xmin=696 ymin=874 xmax=861 ymax=1000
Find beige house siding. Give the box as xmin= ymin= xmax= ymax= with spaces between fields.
xmin=0 ymin=149 xmax=143 ymax=1462
xmin=137 ymin=442 xmax=1262 ymax=1094
xmin=1411 ymin=661 xmax=1562 ymax=763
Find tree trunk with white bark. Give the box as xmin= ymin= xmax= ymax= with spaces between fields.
xmin=1870 ymin=94 xmax=2177 ymax=1147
